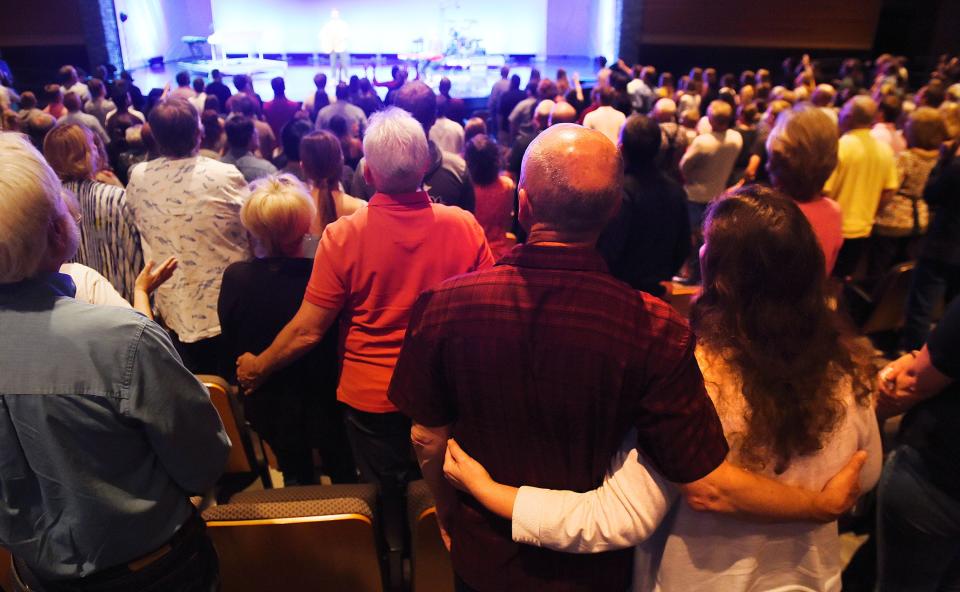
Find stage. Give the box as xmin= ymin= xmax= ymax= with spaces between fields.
xmin=128 ymin=55 xmax=597 ymax=104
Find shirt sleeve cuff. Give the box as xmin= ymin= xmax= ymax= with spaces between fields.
xmin=511 ymin=486 xmax=549 ymax=547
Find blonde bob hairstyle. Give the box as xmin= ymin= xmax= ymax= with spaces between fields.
xmin=766 ymin=103 xmax=839 ymax=203
xmin=43 ymin=123 xmax=98 ymax=182
xmin=241 ymin=174 xmax=316 ymax=257
xmin=0 ymin=132 xmax=73 ymax=283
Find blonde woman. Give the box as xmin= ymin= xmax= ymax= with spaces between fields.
xmin=217 ymin=175 xmax=355 ymax=485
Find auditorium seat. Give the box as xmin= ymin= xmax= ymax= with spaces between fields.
xmin=203 ymin=484 xmax=382 ymax=592
xmin=843 ymin=262 xmax=914 ymax=334
xmin=407 ymin=480 xmax=454 ymax=592
xmin=197 ymin=375 xmax=273 ymax=500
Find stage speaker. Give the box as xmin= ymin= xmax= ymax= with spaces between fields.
xmin=148 ymin=56 xmax=164 ymax=70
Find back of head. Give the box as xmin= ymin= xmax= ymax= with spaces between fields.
xmin=548 ymin=101 xmax=577 ymax=126
xmin=300 ymin=129 xmax=344 ymax=188
xmin=693 ymin=184 xmax=868 ymax=472
xmin=88 ymin=78 xmax=105 ymax=99
xmin=241 ymin=175 xmax=316 ymax=257
xmin=533 ymin=100 xmax=555 ymax=128
xmin=200 ymin=110 xmax=223 ymax=148
xmin=230 ymin=93 xmax=257 ymax=117
xmin=175 ymin=71 xmax=190 ymax=87
xmin=392 ymin=81 xmax=437 ymax=132
xmin=620 ymin=114 xmax=662 ymax=170
xmin=707 ymin=100 xmax=733 ymax=131
xmin=652 ymin=98 xmax=677 ymax=122
xmin=464 ymin=134 xmax=500 ymax=186
xmin=520 ymin=123 xmax=623 ymax=236
xmin=192 ymin=77 xmax=205 ymax=94
xmin=839 ymin=95 xmax=878 ymax=131
xmin=63 ymin=92 xmax=81 ymax=113
xmin=203 ymin=95 xmax=221 ymax=112
xmin=463 ymin=117 xmax=487 ymax=144
xmin=500 ymin=65 xmax=510 ymax=79
xmin=811 ymin=84 xmax=836 ymax=108
xmin=738 ymin=102 xmax=759 ymax=126
xmin=225 ymin=116 xmax=255 ymax=152
xmin=280 ymin=118 xmax=314 ymax=160
xmin=509 ymin=74 xmax=521 ymax=90
xmin=233 ymin=73 xmax=250 ymax=92
xmin=766 ymin=103 xmax=839 ymax=202
xmin=905 ymin=106 xmax=947 ymax=150
xmin=271 ymin=76 xmax=285 ymax=95
xmin=878 ymin=94 xmax=902 ymax=124
xmin=20 ymin=91 xmax=37 ymax=110
xmin=314 ymin=72 xmax=327 ymax=89
xmin=335 ymin=82 xmax=350 ymax=101
xmin=937 ymin=102 xmax=960 ymax=142
xmin=598 ymin=86 xmax=615 ymax=107
xmin=43 ymin=123 xmax=97 ymax=182
xmin=537 ymin=79 xmax=559 ymax=101
xmin=0 ymin=133 xmax=74 ymax=283
xmin=58 ymin=65 xmax=76 ymax=85
xmin=362 ymin=107 xmax=430 ymax=194
xmin=328 ymin=114 xmax=349 ymax=137
xmin=148 ymin=97 xmax=200 ymax=158
xmin=439 ymin=77 xmax=452 ymax=95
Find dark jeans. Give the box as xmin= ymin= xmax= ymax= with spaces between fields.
xmin=271 ymin=403 xmax=357 ymax=486
xmin=833 ymin=236 xmax=870 ymax=279
xmin=12 ymin=513 xmax=218 ymax=592
xmin=877 ymin=446 xmax=960 ymax=591
xmin=900 ymin=258 xmax=960 ymax=351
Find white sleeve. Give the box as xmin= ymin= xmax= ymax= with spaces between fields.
xmin=511 ymin=433 xmax=677 ymax=553
xmin=63 ymin=263 xmax=133 ymax=309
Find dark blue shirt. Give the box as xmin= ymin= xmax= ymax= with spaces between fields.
xmin=0 ymin=273 xmax=230 ymax=578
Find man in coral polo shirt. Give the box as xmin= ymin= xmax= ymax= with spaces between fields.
xmin=236 ymin=106 xmax=493 ymax=558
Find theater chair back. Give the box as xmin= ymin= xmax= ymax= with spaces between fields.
xmin=203 ymin=484 xmax=382 ymax=592
xmin=197 ymin=375 xmax=272 ymax=498
xmin=407 ymin=480 xmax=454 ymax=592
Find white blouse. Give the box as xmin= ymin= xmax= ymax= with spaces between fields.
xmin=511 ymin=350 xmax=883 ymax=592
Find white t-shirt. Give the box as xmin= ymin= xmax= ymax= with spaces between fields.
xmin=512 ymin=350 xmax=883 ymax=592
xmin=61 ymin=263 xmax=132 ymax=309
xmin=583 ymin=106 xmax=627 ymax=146
xmin=679 ymin=128 xmax=743 ymax=203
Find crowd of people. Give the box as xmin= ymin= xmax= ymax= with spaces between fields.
xmin=0 ymin=50 xmax=958 ymax=592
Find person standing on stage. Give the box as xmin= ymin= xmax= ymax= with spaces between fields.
xmin=320 ymin=9 xmax=350 ymax=83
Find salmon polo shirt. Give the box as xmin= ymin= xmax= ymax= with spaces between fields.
xmin=304 ymin=190 xmax=494 ymax=413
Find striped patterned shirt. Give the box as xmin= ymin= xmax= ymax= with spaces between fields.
xmin=64 ymin=179 xmax=142 ymax=302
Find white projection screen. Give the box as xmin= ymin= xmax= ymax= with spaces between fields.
xmin=209 ymin=0 xmax=548 ymax=56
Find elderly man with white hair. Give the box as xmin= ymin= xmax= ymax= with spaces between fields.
xmin=0 ymin=132 xmax=230 ymax=590
xmin=236 ymin=107 xmax=493 ymax=567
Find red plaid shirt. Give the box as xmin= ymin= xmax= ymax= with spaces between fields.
xmin=389 ymin=243 xmax=728 ymax=591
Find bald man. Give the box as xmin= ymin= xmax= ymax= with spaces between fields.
xmin=391 ymin=126 xmax=869 ymax=592
xmin=389 ymin=124 xmax=725 ymax=591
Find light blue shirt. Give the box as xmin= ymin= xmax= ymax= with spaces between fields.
xmin=0 ymin=273 xmax=230 ymax=578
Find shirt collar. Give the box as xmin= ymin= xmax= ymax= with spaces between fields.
xmin=0 ymin=272 xmax=76 ymax=304
xmin=497 ymin=243 xmax=609 ymax=273
xmin=369 ymin=190 xmax=432 ymax=206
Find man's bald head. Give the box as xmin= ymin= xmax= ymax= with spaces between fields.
xmin=533 ymin=99 xmax=555 ymax=129
xmin=549 ymin=101 xmax=578 ymax=126
xmin=519 ymin=124 xmax=623 ymax=236
xmin=839 ymin=95 xmax=877 ymax=132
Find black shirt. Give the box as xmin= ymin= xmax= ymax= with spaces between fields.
xmin=598 ymin=165 xmax=691 ymax=296
xmin=499 ymin=89 xmax=528 ymax=132
xmin=217 ymin=258 xmax=339 ymax=447
xmin=204 ymin=81 xmax=232 ymax=113
xmin=921 ymin=155 xmax=960 ymax=266
xmin=899 ymin=295 xmax=960 ymax=498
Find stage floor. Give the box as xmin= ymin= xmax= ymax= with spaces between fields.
xmin=127 ymin=55 xmax=596 ymax=104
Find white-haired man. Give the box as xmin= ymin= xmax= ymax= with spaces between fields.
xmin=0 ymin=133 xmax=230 ymax=590
xmin=651 ymin=97 xmax=690 ymax=182
xmin=236 ymin=107 xmax=493 ymax=566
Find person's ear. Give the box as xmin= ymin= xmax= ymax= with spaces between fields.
xmin=362 ymin=160 xmax=376 ymax=190
xmin=518 ymin=187 xmax=534 ymax=232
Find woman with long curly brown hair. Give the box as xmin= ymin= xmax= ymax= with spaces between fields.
xmin=442 ymin=185 xmax=883 ymax=591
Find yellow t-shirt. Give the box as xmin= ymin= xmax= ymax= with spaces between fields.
xmin=823 ymin=129 xmax=900 ymax=239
